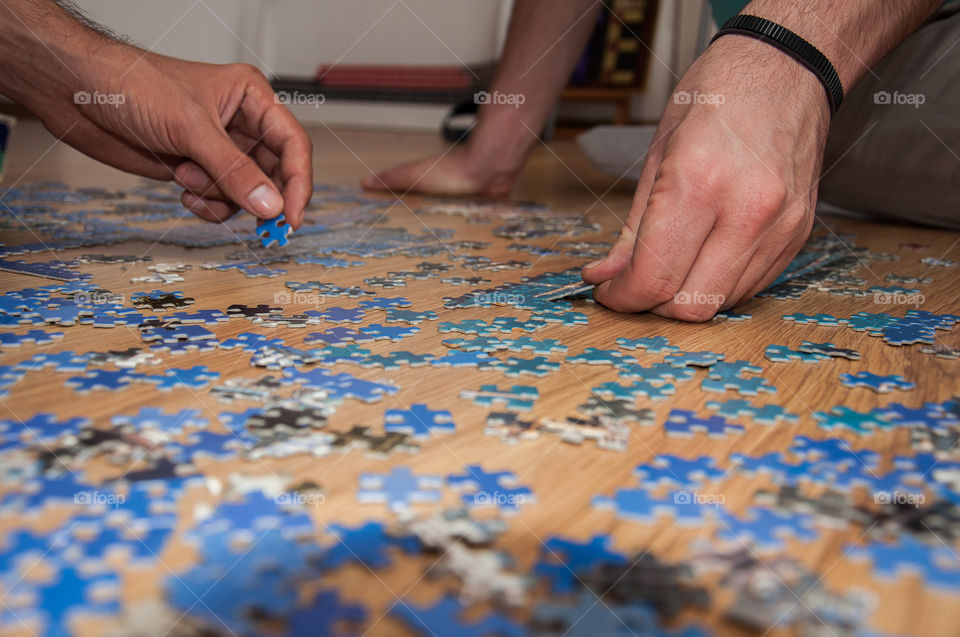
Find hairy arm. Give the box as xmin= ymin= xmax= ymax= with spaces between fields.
xmin=0 ymin=0 xmax=313 ymax=227
xmin=737 ymin=0 xmax=942 ymax=92
xmin=584 ymin=0 xmax=942 ymax=319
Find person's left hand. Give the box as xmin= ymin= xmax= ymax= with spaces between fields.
xmin=33 ymin=47 xmax=313 ymax=228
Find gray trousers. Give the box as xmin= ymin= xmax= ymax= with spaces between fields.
xmin=820 ymin=7 xmax=960 ymax=228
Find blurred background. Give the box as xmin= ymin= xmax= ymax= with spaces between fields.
xmin=29 ymin=0 xmax=714 ymax=134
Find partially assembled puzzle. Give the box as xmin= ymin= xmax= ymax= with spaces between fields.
xmin=0 ymin=180 xmax=957 ymax=637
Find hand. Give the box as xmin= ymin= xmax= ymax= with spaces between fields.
xmin=35 ymin=48 xmax=313 ymax=228
xmin=582 ymin=36 xmax=831 ymax=321
xmin=362 ymin=143 xmax=521 ymax=197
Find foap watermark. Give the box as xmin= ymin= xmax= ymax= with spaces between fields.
xmin=674 ymin=290 xmax=725 ymax=306
xmin=673 ymin=490 xmax=725 ymax=507
xmin=74 ymin=290 xmax=125 ymax=306
xmin=470 ymin=490 xmax=529 ymax=508
xmin=74 ymin=91 xmax=126 ymax=108
xmin=274 ymin=290 xmax=325 ymax=308
xmin=873 ymin=291 xmax=924 ymax=307
xmin=474 ymin=90 xmax=526 ymax=108
xmin=674 ymin=90 xmax=725 ymax=107
xmin=75 ymin=490 xmax=125 ymax=507
xmin=274 ymin=91 xmax=326 ymax=108
xmin=473 ymin=291 xmax=525 ymax=306
xmin=275 ymin=492 xmax=326 ymax=508
xmin=874 ymin=490 xmax=925 ymax=507
xmin=873 ymin=90 xmax=925 ymax=108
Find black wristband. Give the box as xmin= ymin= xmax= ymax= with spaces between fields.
xmin=711 ymin=14 xmax=844 ymax=116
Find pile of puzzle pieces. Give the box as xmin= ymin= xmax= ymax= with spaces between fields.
xmin=0 ymin=180 xmax=957 ymax=637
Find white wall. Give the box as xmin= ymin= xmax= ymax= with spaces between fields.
xmin=262 ymin=0 xmax=508 ymax=77
xmin=76 ymin=0 xmax=509 ymax=76
xmin=76 ymin=0 xmax=263 ymax=65
xmin=72 ymin=0 xmax=709 ymax=129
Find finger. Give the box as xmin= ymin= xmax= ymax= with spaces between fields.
xmin=181 ymin=113 xmax=284 ymax=221
xmin=650 ymin=219 xmax=762 ymax=321
xmin=181 ymin=191 xmax=239 ymax=222
xmin=175 ymin=141 xmax=281 ymax=203
xmin=592 ymin=191 xmax=717 ymax=313
xmin=582 ymin=127 xmax=671 ymax=284
xmin=233 ymin=88 xmax=313 ymax=230
xmin=734 ymin=215 xmax=812 ymax=303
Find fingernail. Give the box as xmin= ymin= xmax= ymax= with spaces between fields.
xmin=584 ymin=259 xmax=604 ymax=269
xmin=178 ymin=165 xmax=209 ymax=190
xmin=247 ymin=183 xmax=283 ymax=216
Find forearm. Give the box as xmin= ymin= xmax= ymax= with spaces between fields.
xmin=0 ymin=0 xmax=126 ymax=116
xmin=468 ymin=0 xmax=601 ymax=168
xmin=737 ymin=0 xmax=941 ymax=92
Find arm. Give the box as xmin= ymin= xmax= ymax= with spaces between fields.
xmin=583 ymin=0 xmax=941 ymax=320
xmin=0 ymin=0 xmax=312 ymax=227
xmin=363 ymin=0 xmax=600 ymax=195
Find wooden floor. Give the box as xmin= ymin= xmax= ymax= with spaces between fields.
xmin=1 ymin=117 xmax=959 ymax=637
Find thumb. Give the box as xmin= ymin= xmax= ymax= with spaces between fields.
xmin=188 ymin=123 xmax=283 ymax=219
xmin=582 ymin=225 xmax=637 ymax=283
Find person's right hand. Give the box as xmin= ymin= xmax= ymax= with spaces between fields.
xmin=582 ymin=36 xmax=832 ymax=321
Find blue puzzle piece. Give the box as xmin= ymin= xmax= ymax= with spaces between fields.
xmin=358 ymin=296 xmax=412 ymax=310
xmin=321 ymin=521 xmax=419 ymax=570
xmin=567 ymin=348 xmax=636 ymax=366
xmin=111 ymin=407 xmax=206 ymax=435
xmin=430 ymin=350 xmax=507 ymax=370
xmin=764 ymin=344 xmax=830 ymax=364
xmin=848 ymin=534 xmax=960 ymax=590
xmin=384 ymin=308 xmax=438 ymax=324
xmin=384 ymin=404 xmax=455 ymax=438
xmin=593 ymin=380 xmax=676 ymax=401
xmin=716 ymin=507 xmax=818 ymax=550
xmin=663 ymin=350 xmax=725 ymax=368
xmin=460 ymin=384 xmax=539 ymax=411
xmin=220 ymin=332 xmax=286 ymax=352
xmin=728 ymin=452 xmax=814 ymax=485
xmin=257 ymin=213 xmax=292 ymax=248
xmin=502 ymin=356 xmax=561 ymax=377
xmin=287 ymin=590 xmax=367 ymax=637
xmin=839 ymin=371 xmax=915 ymax=393
xmin=0 ymin=329 xmax=64 ymax=348
xmin=789 ymin=435 xmax=880 ymax=472
xmin=313 ymin=306 xmax=365 ymax=323
xmin=65 ymin=369 xmax=142 ymax=392
xmin=702 ymin=360 xmax=776 ymax=396
xmin=615 ymin=336 xmax=679 ymax=353
xmin=447 ymin=464 xmax=534 ymax=513
xmin=782 ymin=312 xmax=840 ymax=326
xmin=705 ymin=399 xmax=798 ymax=425
xmin=3 ymin=566 xmax=119 ymax=637
xmin=532 ymin=592 xmax=707 ymax=637
xmin=813 ymin=406 xmax=891 ymax=435
xmin=664 ymin=409 xmax=744 ymax=437
xmin=360 ymin=351 xmax=435 ymax=369
xmin=534 ymin=534 xmax=628 ymax=594
xmin=282 ymin=367 xmax=398 ymax=402
xmin=593 ymin=488 xmax=712 ymax=526
xmin=357 ymin=466 xmax=443 ymax=512
xmin=147 ymin=365 xmax=220 ymax=391
xmin=634 ymin=455 xmax=726 ymax=489
xmin=304 ymin=327 xmax=374 ymax=346
xmin=358 ymin=323 xmax=421 ymax=341
xmin=391 ymin=596 xmax=525 ymax=637
xmin=0 ymin=412 xmax=89 ymax=444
